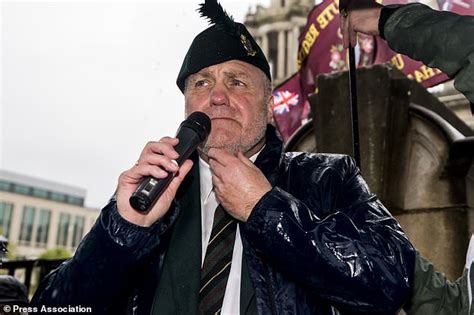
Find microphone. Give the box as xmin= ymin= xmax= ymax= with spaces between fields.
xmin=130 ymin=111 xmax=211 ymax=212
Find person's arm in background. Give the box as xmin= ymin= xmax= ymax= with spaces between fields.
xmin=340 ymin=0 xmax=474 ymax=104
xmin=405 ymin=252 xmax=470 ymax=314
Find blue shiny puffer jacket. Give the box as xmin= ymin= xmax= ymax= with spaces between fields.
xmin=32 ymin=126 xmax=415 ymax=314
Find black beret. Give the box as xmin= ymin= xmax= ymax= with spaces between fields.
xmin=176 ymin=1 xmax=271 ymax=92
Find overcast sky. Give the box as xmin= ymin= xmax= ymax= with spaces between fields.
xmin=1 ymin=0 xmax=271 ymax=208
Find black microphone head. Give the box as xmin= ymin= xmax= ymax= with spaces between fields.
xmin=181 ymin=111 xmax=211 ymax=141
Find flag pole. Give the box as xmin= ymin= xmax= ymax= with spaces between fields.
xmin=348 ymin=46 xmax=361 ymax=169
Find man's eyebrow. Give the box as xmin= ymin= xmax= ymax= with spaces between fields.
xmin=190 ymin=70 xmax=213 ymax=80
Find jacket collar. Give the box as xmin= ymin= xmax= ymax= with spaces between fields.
xmin=254 ymin=124 xmax=284 ymax=186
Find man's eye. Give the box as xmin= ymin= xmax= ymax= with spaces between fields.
xmin=195 ymin=80 xmax=209 ymax=87
xmin=230 ymin=79 xmax=246 ymax=86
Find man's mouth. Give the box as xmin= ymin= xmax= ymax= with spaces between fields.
xmin=210 ymin=117 xmax=242 ymax=126
xmin=211 ymin=117 xmax=234 ymax=121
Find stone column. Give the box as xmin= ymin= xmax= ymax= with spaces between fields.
xmin=47 ymin=209 xmax=59 ymax=249
xmin=30 ymin=208 xmax=39 ymax=247
xmin=287 ymin=29 xmax=294 ymax=76
xmin=261 ymin=32 xmax=269 ymax=59
xmin=291 ymin=26 xmax=300 ymax=73
xmin=277 ymin=30 xmax=286 ymax=80
xmin=66 ymin=215 xmax=74 ymax=249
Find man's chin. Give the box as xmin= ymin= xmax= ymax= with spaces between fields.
xmin=207 ymin=129 xmax=240 ymax=145
xmin=199 ymin=141 xmax=240 ymax=157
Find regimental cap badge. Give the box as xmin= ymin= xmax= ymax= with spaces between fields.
xmin=240 ymin=34 xmax=257 ymax=57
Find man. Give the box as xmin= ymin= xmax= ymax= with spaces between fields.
xmin=339 ymin=0 xmax=474 ymax=314
xmin=32 ymin=0 xmax=415 ymax=314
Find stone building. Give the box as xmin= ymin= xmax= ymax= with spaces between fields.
xmin=245 ymin=0 xmax=315 ymax=84
xmin=0 ymin=170 xmax=99 ymax=259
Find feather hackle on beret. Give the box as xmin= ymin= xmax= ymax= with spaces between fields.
xmin=198 ymin=0 xmax=240 ymax=37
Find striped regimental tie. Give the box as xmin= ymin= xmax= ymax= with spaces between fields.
xmin=198 ymin=204 xmax=237 ymax=315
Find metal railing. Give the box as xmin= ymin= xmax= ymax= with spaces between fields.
xmin=0 ymin=259 xmax=66 ymax=295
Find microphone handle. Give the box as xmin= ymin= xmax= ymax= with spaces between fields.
xmin=129 ymin=128 xmax=202 ymax=212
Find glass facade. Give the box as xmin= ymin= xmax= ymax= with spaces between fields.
xmin=50 ymin=192 xmax=66 ymax=203
xmin=0 ymin=202 xmax=13 ymax=237
xmin=32 ymin=188 xmax=48 ymax=199
xmin=19 ymin=206 xmax=36 ymax=243
xmin=56 ymin=213 xmax=71 ymax=246
xmin=0 ymin=181 xmax=11 ymax=191
xmin=13 ymin=184 xmax=30 ymax=195
xmin=72 ymin=216 xmax=85 ymax=247
xmin=36 ymin=209 xmax=51 ymax=246
xmin=0 ymin=179 xmax=84 ymax=206
xmin=68 ymin=196 xmax=84 ymax=206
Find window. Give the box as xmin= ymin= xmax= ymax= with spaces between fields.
xmin=56 ymin=213 xmax=71 ymax=246
xmin=13 ymin=184 xmax=30 ymax=195
xmin=36 ymin=209 xmax=51 ymax=246
xmin=32 ymin=188 xmax=48 ymax=199
xmin=51 ymin=192 xmax=66 ymax=203
xmin=19 ymin=206 xmax=36 ymax=243
xmin=67 ymin=196 xmax=84 ymax=206
xmin=0 ymin=202 xmax=13 ymax=238
xmin=0 ymin=181 xmax=11 ymax=191
xmin=71 ymin=216 xmax=85 ymax=247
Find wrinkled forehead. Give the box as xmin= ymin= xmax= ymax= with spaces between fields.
xmin=188 ymin=60 xmax=266 ymax=81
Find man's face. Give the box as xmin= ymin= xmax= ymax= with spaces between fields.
xmin=184 ymin=60 xmax=273 ymax=157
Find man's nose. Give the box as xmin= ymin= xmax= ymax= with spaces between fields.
xmin=210 ymin=82 xmax=229 ymax=106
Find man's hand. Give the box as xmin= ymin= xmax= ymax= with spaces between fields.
xmin=208 ymin=149 xmax=272 ymax=222
xmin=116 ymin=137 xmax=193 ymax=227
xmin=339 ymin=0 xmax=383 ymax=48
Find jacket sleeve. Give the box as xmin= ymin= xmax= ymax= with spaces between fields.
xmin=403 ymin=252 xmax=470 ymax=315
xmin=31 ymin=200 xmax=178 ymax=313
xmin=384 ymin=3 xmax=474 ymax=103
xmin=243 ymin=154 xmax=415 ymax=314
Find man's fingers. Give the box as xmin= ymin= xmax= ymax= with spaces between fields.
xmin=208 ymin=159 xmax=223 ymax=179
xmin=167 ymin=159 xmax=194 ymax=192
xmin=139 ymin=152 xmax=179 ymax=173
xmin=237 ymin=152 xmax=254 ymax=167
xmin=211 ymin=174 xmax=223 ymax=193
xmin=121 ymin=164 xmax=169 ymax=184
xmin=207 ymin=148 xmax=236 ymax=166
xmin=142 ymin=138 xmax=180 ymax=160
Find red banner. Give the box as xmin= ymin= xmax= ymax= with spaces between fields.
xmin=272 ymin=0 xmax=474 ymax=141
xmin=272 ymin=73 xmax=308 ymax=141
